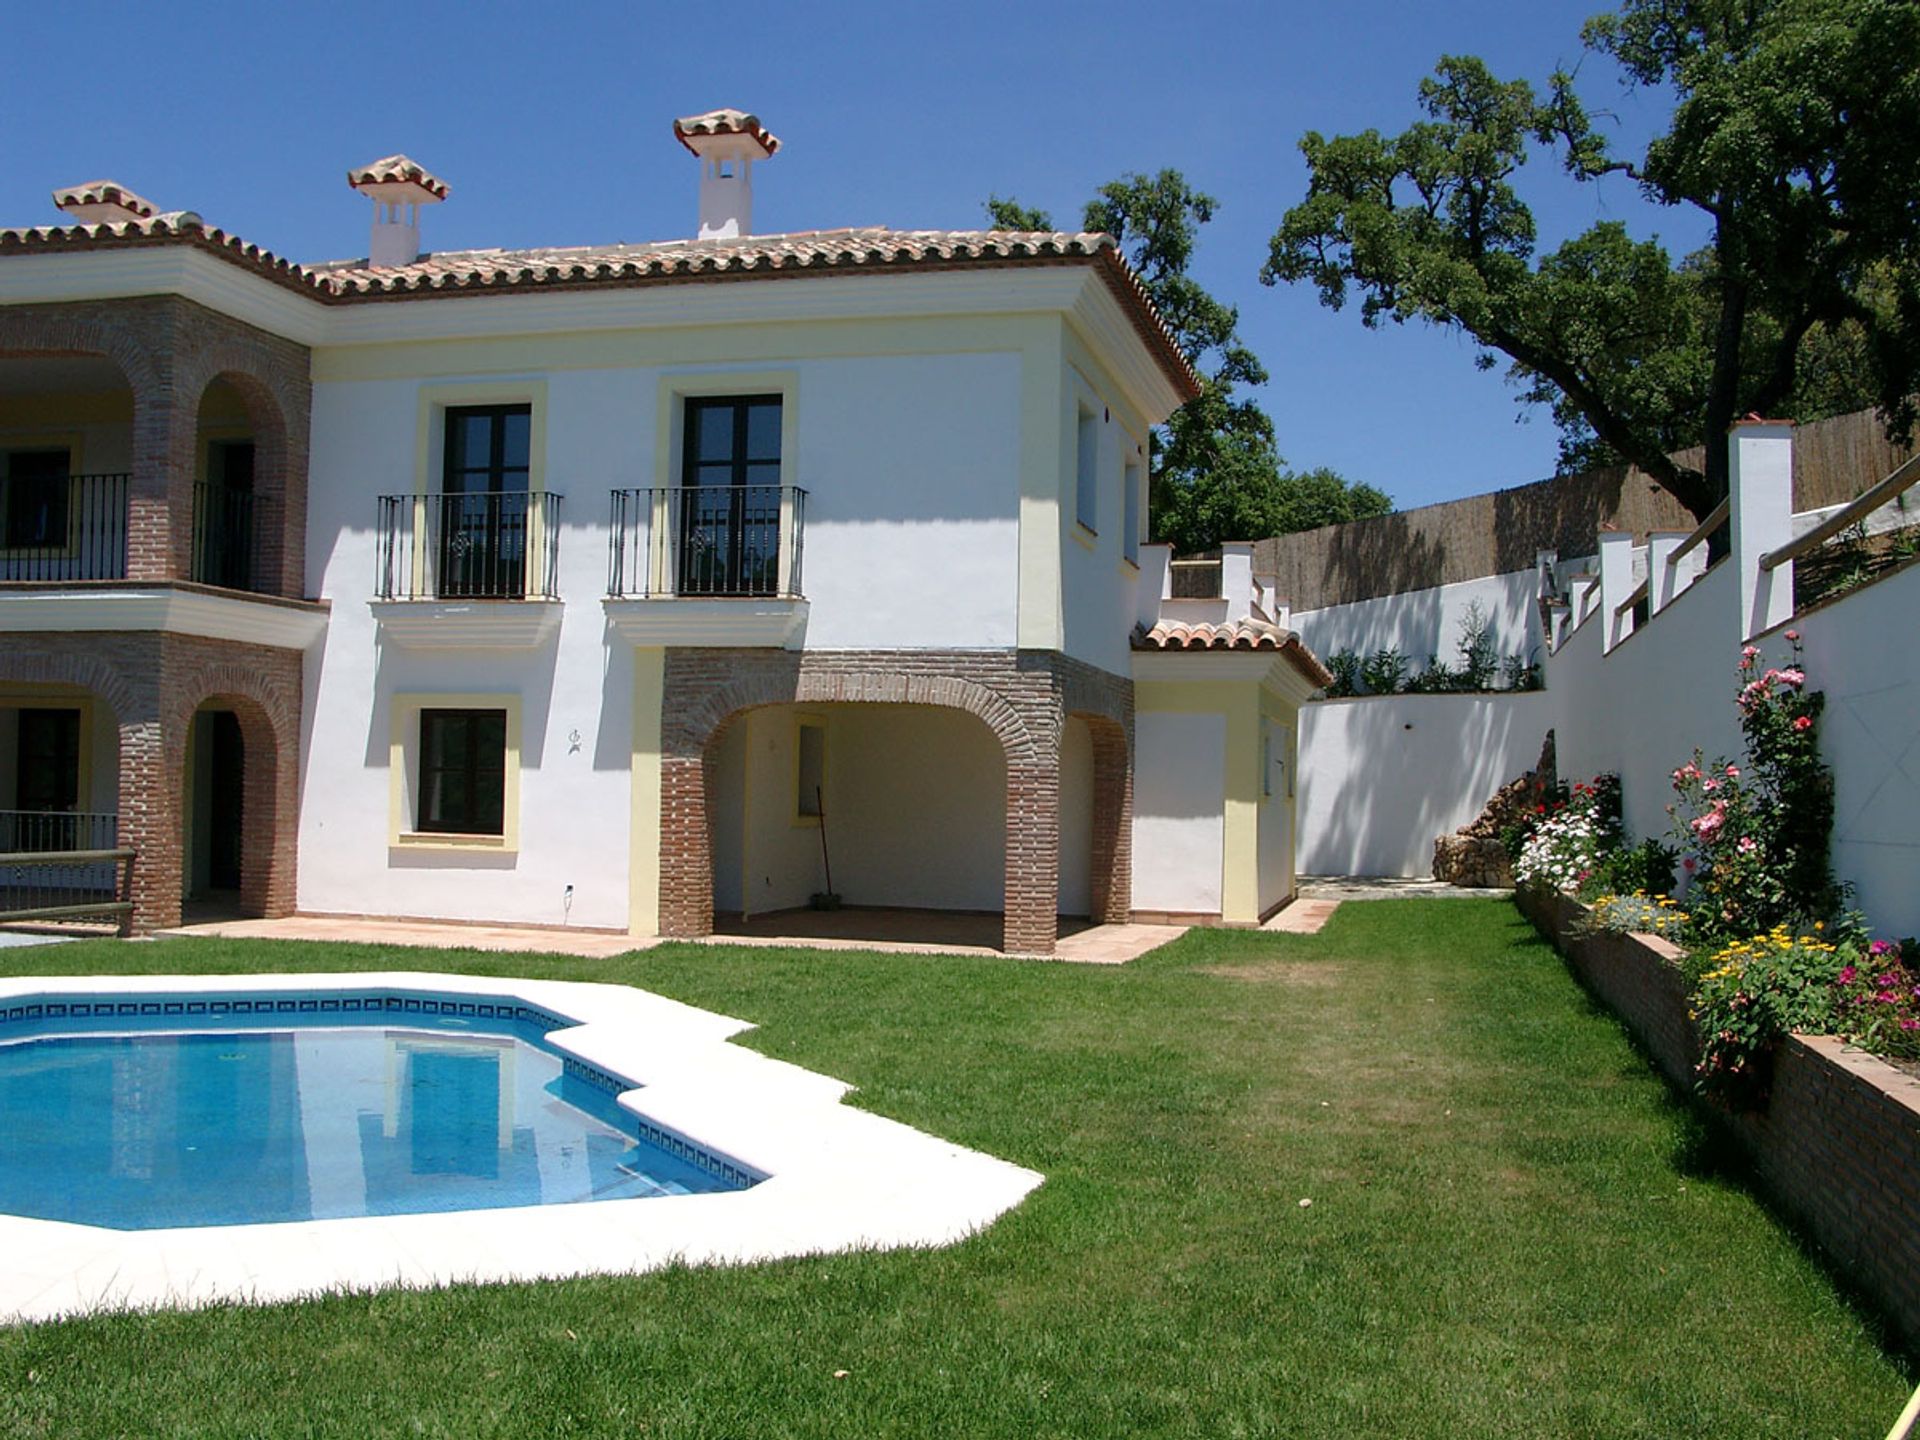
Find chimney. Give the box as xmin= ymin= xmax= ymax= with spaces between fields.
xmin=673 ymin=109 xmax=780 ymax=240
xmin=347 ymin=154 xmax=448 ymax=268
xmin=52 ymin=180 xmax=158 ymax=225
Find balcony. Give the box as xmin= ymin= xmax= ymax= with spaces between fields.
xmin=603 ymin=485 xmax=809 ymax=648
xmin=371 ymin=490 xmax=565 ymax=649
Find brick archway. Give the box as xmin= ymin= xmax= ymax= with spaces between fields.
xmin=166 ymin=660 xmax=299 ymax=923
xmin=184 ymin=356 xmax=307 ymax=598
xmin=657 ymin=649 xmax=1132 ymax=955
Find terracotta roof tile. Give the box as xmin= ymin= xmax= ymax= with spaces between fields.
xmin=51 ymin=180 xmax=157 ymax=219
xmin=0 ymin=218 xmax=1199 ymax=400
xmin=673 ymin=109 xmax=780 ymax=157
xmin=346 ymin=155 xmax=449 ymax=200
xmin=1132 ymin=618 xmax=1334 ymax=688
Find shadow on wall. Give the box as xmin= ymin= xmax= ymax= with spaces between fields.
xmin=1297 ymin=694 xmax=1550 ymax=878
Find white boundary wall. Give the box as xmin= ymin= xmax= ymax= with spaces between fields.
xmin=1545 ymin=559 xmax=1920 ymax=937
xmin=1290 ymin=569 xmax=1546 ymax=676
xmin=1297 ymin=693 xmax=1549 ymax=878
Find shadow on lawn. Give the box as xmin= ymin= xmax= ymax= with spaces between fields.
xmin=1517 ymin=908 xmax=1920 ymax=1370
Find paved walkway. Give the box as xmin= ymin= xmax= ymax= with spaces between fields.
xmin=1262 ymin=899 xmax=1341 ymax=934
xmin=156 ymin=916 xmax=652 ymax=958
xmin=156 ymin=910 xmax=1188 ymax=965
xmin=1298 ymin=875 xmax=1511 ymax=902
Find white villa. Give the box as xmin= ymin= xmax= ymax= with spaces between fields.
xmin=0 ymin=110 xmax=1326 ymax=955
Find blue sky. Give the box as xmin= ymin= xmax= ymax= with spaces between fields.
xmin=1 ymin=0 xmax=1705 ymax=512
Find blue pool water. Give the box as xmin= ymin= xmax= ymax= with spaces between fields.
xmin=0 ymin=991 xmax=753 ymax=1229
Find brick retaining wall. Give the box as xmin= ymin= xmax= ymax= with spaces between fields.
xmin=1518 ymin=885 xmax=1920 ymax=1352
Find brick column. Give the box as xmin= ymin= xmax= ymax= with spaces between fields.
xmin=126 ymin=368 xmax=197 ymax=583
xmin=657 ymin=753 xmax=716 ymax=937
xmin=1004 ymin=747 xmax=1061 ymax=955
xmin=116 ymin=716 xmax=182 ymax=933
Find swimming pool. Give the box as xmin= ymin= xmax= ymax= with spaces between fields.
xmin=0 ymin=988 xmax=755 ymax=1229
xmin=0 ymin=972 xmax=1044 ymax=1324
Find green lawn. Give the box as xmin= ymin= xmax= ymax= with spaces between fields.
xmin=0 ymin=900 xmax=1909 ymax=1438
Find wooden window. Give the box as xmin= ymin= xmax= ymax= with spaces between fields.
xmin=15 ymin=708 xmax=80 ymax=813
xmin=417 ymin=709 xmax=507 ymax=835
xmin=2 ymin=450 xmax=72 ymax=549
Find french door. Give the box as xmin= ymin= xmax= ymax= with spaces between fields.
xmin=441 ymin=406 xmax=531 ymax=598
xmin=679 ymin=396 xmax=782 ymax=596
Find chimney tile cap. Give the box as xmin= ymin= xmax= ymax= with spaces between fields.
xmin=347 ymin=154 xmax=449 ymax=201
xmin=52 ymin=180 xmax=157 ymax=219
xmin=674 ymin=109 xmax=780 ymax=157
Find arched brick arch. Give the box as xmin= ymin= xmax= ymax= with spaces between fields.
xmin=0 ymin=645 xmax=146 ymax=727
xmin=0 ymin=307 xmax=160 ymax=395
xmin=166 ymin=658 xmax=299 ymax=922
xmin=657 ymin=649 xmax=1072 ymax=953
xmin=184 ymin=362 xmax=301 ymax=597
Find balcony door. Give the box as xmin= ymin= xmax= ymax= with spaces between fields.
xmin=441 ymin=406 xmax=530 ymax=598
xmin=680 ymin=396 xmax=781 ymax=596
xmin=197 ymin=440 xmax=255 ymax=590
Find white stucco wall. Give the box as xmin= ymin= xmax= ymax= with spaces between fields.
xmin=824 ymin=705 xmax=1006 ymax=911
xmin=1058 ymin=361 xmax=1148 ymax=677
xmin=1296 ymin=693 xmax=1551 ymax=878
xmin=1290 ymin=569 xmax=1546 ymax=679
xmin=1132 ymin=711 xmax=1226 ymax=913
xmin=298 ymin=374 xmax=637 ymax=930
xmin=1791 ymin=563 xmax=1920 ymax=937
xmin=1058 ymin=716 xmax=1094 ymax=917
xmin=298 ymin=343 xmax=1036 ymax=929
xmin=1544 ymin=558 xmax=1920 ymax=937
xmin=1543 ymin=562 xmax=1742 ymax=844
xmin=796 ymin=353 xmax=1023 ymax=649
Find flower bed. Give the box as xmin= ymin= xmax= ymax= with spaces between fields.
xmin=1518 ymin=884 xmax=1920 ymax=1352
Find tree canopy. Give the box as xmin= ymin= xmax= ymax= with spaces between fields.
xmin=988 ymin=174 xmax=1391 ymax=552
xmin=1263 ymin=0 xmax=1920 ymax=521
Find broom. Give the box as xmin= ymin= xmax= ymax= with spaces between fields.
xmin=810 ymin=785 xmax=841 ymax=910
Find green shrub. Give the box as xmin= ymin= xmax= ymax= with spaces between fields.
xmin=1690 ymin=927 xmax=1849 ymax=1103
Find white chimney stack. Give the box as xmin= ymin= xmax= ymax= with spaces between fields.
xmin=347 ymin=154 xmax=448 ymax=268
xmin=52 ymin=180 xmax=158 ymax=226
xmin=673 ymin=109 xmax=780 ymax=240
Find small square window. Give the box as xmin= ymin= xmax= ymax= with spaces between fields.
xmin=796 ymin=721 xmax=826 ymax=820
xmin=1075 ymin=407 xmax=1098 ymax=534
xmin=1123 ymin=458 xmax=1143 ymax=563
xmin=417 ymin=709 xmax=507 ymax=835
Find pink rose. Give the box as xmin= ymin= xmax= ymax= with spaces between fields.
xmin=1793 ymin=715 xmax=1812 ymax=732
xmin=1725 ymin=765 xmax=1739 ymax=778
xmin=1785 ymin=630 xmax=1799 ymax=642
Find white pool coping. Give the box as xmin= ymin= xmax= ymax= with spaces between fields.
xmin=0 ymin=972 xmax=1044 ymax=1324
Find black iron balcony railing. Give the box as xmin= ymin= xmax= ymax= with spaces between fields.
xmin=376 ymin=490 xmax=563 ymax=600
xmin=607 ymin=485 xmax=807 ymax=599
xmin=191 ymin=482 xmax=268 ymax=592
xmin=0 ymin=472 xmax=129 ymax=582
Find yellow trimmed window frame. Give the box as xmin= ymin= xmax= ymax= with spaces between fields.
xmin=410 ymin=380 xmax=551 ymax=597
xmin=389 ymin=692 xmax=523 ymax=853
xmin=649 ymin=369 xmax=800 ymax=596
